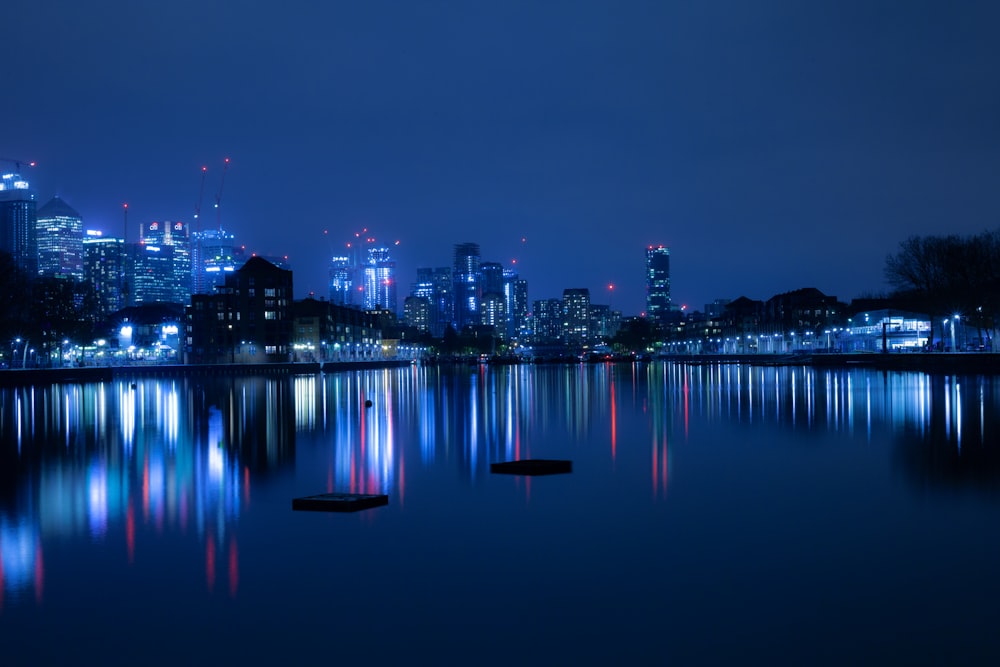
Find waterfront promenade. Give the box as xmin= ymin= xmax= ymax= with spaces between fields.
xmin=3 ymin=353 xmax=1000 ymax=386
xmin=0 ymin=359 xmax=413 ymax=386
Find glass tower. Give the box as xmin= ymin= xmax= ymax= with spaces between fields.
xmin=0 ymin=169 xmax=38 ymax=275
xmin=646 ymin=245 xmax=671 ymax=326
xmin=453 ymin=242 xmax=481 ymax=329
xmin=36 ymin=196 xmax=84 ymax=280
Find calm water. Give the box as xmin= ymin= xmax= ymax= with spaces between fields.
xmin=1 ymin=363 xmax=999 ymax=665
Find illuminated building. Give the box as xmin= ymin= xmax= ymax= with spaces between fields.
xmin=133 ymin=220 xmax=191 ymax=305
xmin=504 ymin=269 xmax=528 ymax=339
xmin=363 ymin=246 xmax=396 ymax=313
xmin=453 ymin=243 xmax=481 ymax=329
xmin=83 ymin=231 xmax=126 ymax=317
xmin=191 ymin=228 xmax=241 ymax=294
xmin=292 ymin=297 xmax=383 ymax=361
xmin=403 ymin=295 xmax=431 ymax=332
xmin=480 ymin=261 xmax=506 ymax=332
xmin=646 ymin=245 xmax=671 ymax=326
xmin=0 ymin=169 xmax=38 ymax=275
xmin=413 ymin=267 xmax=452 ymax=337
xmin=36 ymin=196 xmax=84 ymax=280
xmin=563 ymin=288 xmax=591 ymax=346
xmin=186 ymin=256 xmax=293 ymax=363
xmin=328 ymin=255 xmax=353 ymax=305
xmin=533 ymin=298 xmax=563 ymax=343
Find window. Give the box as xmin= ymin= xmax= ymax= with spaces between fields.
xmin=265 ymin=345 xmax=276 ymax=354
xmin=265 ymin=288 xmax=276 ymax=297
xmin=265 ymin=311 xmax=276 ymax=320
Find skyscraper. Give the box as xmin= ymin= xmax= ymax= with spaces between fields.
xmin=83 ymin=231 xmax=126 ymax=318
xmin=363 ymin=246 xmax=396 ymax=313
xmin=328 ymin=255 xmax=353 ymax=305
xmin=563 ymin=288 xmax=591 ymax=346
xmin=503 ymin=269 xmax=528 ymax=339
xmin=646 ymin=245 xmax=671 ymax=326
xmin=0 ymin=169 xmax=38 ymax=275
xmin=138 ymin=220 xmax=192 ymax=304
xmin=453 ymin=242 xmax=481 ymax=329
xmin=36 ymin=196 xmax=84 ymax=280
xmin=191 ymin=228 xmax=240 ymax=294
xmin=480 ymin=261 xmax=505 ymax=331
xmin=413 ymin=267 xmax=452 ymax=337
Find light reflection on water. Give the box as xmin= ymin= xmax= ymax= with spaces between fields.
xmin=1 ymin=363 xmax=999 ymax=662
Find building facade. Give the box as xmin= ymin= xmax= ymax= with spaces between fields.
xmin=453 ymin=242 xmax=481 ymax=330
xmin=645 ymin=245 xmax=671 ymax=326
xmin=0 ymin=169 xmax=38 ymax=275
xmin=362 ymin=246 xmax=396 ymax=313
xmin=185 ymin=256 xmax=293 ymax=363
xmin=83 ymin=231 xmax=127 ymax=318
xmin=563 ymin=288 xmax=591 ymax=347
xmin=36 ymin=196 xmax=84 ymax=280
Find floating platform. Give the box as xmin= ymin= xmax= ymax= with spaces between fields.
xmin=292 ymin=492 xmax=389 ymax=513
xmin=490 ymin=459 xmax=573 ymax=476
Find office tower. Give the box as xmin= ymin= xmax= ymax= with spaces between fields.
xmin=36 ymin=196 xmax=84 ymax=280
xmin=533 ymin=298 xmax=563 ymax=342
xmin=563 ymin=288 xmax=591 ymax=346
xmin=646 ymin=245 xmax=671 ymax=326
xmin=479 ymin=261 xmax=505 ymax=330
xmin=453 ymin=242 xmax=481 ymax=329
xmin=413 ymin=267 xmax=453 ymax=337
xmin=503 ymin=269 xmax=528 ymax=340
xmin=328 ymin=255 xmax=353 ymax=305
xmin=130 ymin=242 xmax=178 ymax=305
xmin=191 ymin=228 xmax=240 ymax=294
xmin=0 ymin=169 xmax=38 ymax=275
xmin=83 ymin=231 xmax=127 ymax=318
xmin=138 ymin=220 xmax=192 ymax=304
xmin=363 ymin=246 xmax=396 ymax=313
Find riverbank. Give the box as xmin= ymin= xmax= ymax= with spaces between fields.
xmin=660 ymin=352 xmax=1000 ymax=373
xmin=3 ymin=353 xmax=1000 ymax=386
xmin=0 ymin=359 xmax=413 ymax=386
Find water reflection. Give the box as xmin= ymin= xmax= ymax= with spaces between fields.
xmin=0 ymin=376 xmax=296 ymax=606
xmin=2 ymin=363 xmax=1000 ymax=609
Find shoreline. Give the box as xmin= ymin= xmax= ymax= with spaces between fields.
xmin=2 ymin=353 xmax=1000 ymax=386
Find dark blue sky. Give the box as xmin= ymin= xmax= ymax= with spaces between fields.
xmin=5 ymin=1 xmax=999 ymax=315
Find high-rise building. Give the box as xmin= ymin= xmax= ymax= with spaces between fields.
xmin=453 ymin=242 xmax=481 ymax=329
xmin=328 ymin=255 xmax=353 ymax=305
xmin=36 ymin=196 xmax=84 ymax=280
xmin=403 ymin=295 xmax=431 ymax=332
xmin=0 ymin=169 xmax=38 ymax=275
xmin=130 ymin=242 xmax=178 ymax=305
xmin=479 ymin=261 xmax=505 ymax=331
xmin=363 ymin=246 xmax=396 ymax=313
xmin=646 ymin=245 xmax=671 ymax=326
xmin=413 ymin=267 xmax=452 ymax=337
xmin=191 ymin=228 xmax=240 ymax=294
xmin=83 ymin=231 xmax=126 ymax=319
xmin=533 ymin=298 xmax=563 ymax=343
xmin=137 ymin=220 xmax=192 ymax=304
xmin=503 ymin=269 xmax=528 ymax=339
xmin=563 ymin=288 xmax=591 ymax=346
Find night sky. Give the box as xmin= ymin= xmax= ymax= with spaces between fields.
xmin=5 ymin=1 xmax=999 ymax=316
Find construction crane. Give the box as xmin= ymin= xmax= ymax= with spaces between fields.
xmin=214 ymin=157 xmax=230 ymax=233
xmin=193 ymin=165 xmax=208 ymax=232
xmin=0 ymin=158 xmax=36 ymax=189
xmin=0 ymin=157 xmax=36 ymax=174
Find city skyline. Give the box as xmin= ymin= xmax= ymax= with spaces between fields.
xmin=5 ymin=2 xmax=1000 ymax=315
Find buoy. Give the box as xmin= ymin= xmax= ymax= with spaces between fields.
xmin=364 ymin=399 xmax=373 ymax=408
